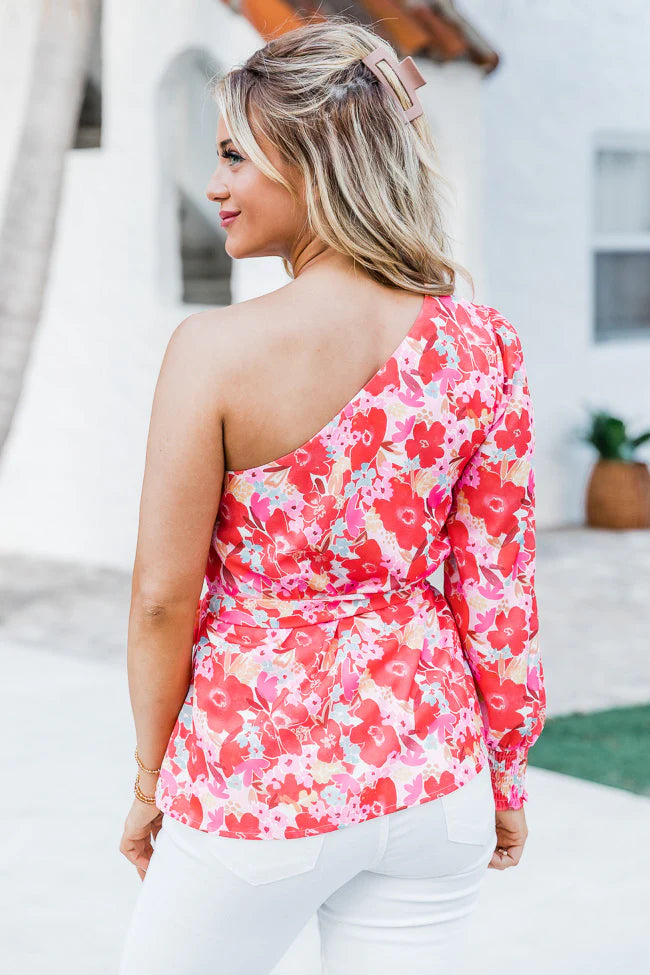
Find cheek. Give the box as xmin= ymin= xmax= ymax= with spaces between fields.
xmin=252 ymin=173 xmax=297 ymax=215
xmin=248 ymin=191 xmax=295 ymax=234
xmin=237 ymin=177 xmax=267 ymax=219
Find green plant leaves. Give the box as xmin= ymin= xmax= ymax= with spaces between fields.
xmin=583 ymin=410 xmax=650 ymax=461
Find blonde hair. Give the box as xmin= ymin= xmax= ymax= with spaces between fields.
xmin=210 ymin=16 xmax=474 ymax=298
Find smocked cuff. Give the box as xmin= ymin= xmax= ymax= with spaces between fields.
xmin=487 ymin=747 xmax=529 ymax=810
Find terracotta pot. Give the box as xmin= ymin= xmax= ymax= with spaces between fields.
xmin=585 ymin=459 xmax=650 ymax=529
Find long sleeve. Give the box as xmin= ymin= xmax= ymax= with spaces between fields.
xmin=443 ymin=311 xmax=546 ymax=810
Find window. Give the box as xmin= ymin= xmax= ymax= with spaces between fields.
xmin=156 ymin=48 xmax=232 ymax=305
xmin=73 ymin=0 xmax=102 ymax=148
xmin=179 ymin=189 xmax=232 ymax=306
xmin=74 ymin=77 xmax=102 ymax=149
xmin=593 ymin=137 xmax=650 ymax=341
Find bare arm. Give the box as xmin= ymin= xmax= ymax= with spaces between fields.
xmin=126 ymin=312 xmax=226 ymax=801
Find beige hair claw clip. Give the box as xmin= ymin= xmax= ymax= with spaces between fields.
xmin=360 ymin=46 xmax=427 ymax=123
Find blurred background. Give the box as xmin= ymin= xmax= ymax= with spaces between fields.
xmin=1 ymin=1 xmax=649 ymax=972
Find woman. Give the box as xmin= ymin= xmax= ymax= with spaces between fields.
xmin=118 ymin=16 xmax=546 ymax=974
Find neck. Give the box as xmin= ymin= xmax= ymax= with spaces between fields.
xmin=290 ymin=236 xmax=357 ymax=281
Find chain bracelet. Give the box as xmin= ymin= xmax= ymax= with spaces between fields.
xmin=134 ymin=746 xmax=161 ymax=775
xmin=134 ymin=771 xmax=158 ymax=805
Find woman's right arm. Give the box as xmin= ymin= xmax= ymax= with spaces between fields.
xmin=443 ymin=309 xmax=546 ymax=817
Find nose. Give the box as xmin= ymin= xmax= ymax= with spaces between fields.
xmin=205 ymin=171 xmax=227 ymax=204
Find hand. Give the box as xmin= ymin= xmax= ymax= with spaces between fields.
xmin=119 ymin=773 xmax=163 ymax=881
xmin=488 ymin=806 xmax=528 ymax=870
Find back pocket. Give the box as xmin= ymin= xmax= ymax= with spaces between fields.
xmin=162 ymin=815 xmax=327 ymax=886
xmin=440 ymin=765 xmax=496 ymax=846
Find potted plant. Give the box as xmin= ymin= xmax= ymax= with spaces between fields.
xmin=582 ymin=411 xmax=650 ymax=529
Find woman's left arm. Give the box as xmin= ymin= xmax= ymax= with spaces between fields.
xmin=120 ymin=312 xmax=226 ymax=879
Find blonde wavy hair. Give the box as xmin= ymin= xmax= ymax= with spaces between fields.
xmin=210 ymin=15 xmax=474 ymax=298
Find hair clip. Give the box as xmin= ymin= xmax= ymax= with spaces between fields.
xmin=360 ymin=46 xmax=427 ymax=123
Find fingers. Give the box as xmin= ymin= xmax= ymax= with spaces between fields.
xmin=488 ymin=849 xmax=507 ymax=869
xmin=119 ymin=833 xmax=155 ymax=877
xmin=488 ymin=845 xmax=522 ymax=870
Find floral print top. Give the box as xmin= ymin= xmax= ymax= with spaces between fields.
xmin=155 ymin=293 xmax=546 ymax=839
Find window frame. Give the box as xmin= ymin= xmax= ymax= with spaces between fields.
xmin=591 ymin=130 xmax=650 ymax=343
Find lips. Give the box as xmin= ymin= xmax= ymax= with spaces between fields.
xmin=220 ymin=210 xmax=240 ymax=225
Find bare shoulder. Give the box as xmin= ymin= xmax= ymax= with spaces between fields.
xmin=164 ymin=290 xmax=298 ymax=433
xmin=186 ymin=286 xmax=300 ymax=373
xmin=198 ymin=285 xmax=293 ymax=334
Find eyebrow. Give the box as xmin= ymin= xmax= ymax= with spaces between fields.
xmin=218 ymin=138 xmax=233 ymax=150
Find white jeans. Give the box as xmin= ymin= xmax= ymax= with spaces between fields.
xmin=118 ymin=763 xmax=497 ymax=975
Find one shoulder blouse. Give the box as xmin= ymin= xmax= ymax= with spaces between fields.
xmin=155 ymin=293 xmax=546 ymax=839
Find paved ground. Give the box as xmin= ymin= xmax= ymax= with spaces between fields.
xmin=2 ymin=527 xmax=649 ymax=973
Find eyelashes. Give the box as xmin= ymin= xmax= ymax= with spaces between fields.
xmin=220 ymin=149 xmax=243 ymax=164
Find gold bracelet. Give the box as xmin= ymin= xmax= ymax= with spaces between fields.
xmin=134 ymin=746 xmax=161 ymax=775
xmin=134 ymin=771 xmax=157 ymax=805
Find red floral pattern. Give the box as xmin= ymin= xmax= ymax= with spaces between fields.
xmin=155 ymin=294 xmax=546 ymax=838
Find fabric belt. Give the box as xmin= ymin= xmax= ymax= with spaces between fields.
xmin=197 ymin=574 xmax=437 ymax=630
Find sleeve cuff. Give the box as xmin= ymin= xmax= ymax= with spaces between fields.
xmin=487 ymin=747 xmax=529 ymax=810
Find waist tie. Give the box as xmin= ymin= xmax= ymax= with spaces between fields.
xmin=198 ymin=575 xmax=437 ymax=630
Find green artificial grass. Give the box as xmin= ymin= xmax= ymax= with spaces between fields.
xmin=527 ymin=703 xmax=650 ymax=797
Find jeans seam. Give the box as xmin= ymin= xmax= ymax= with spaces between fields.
xmin=368 ymin=811 xmax=391 ymax=870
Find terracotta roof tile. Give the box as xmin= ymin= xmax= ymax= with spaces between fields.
xmin=357 ymin=0 xmax=432 ymax=53
xmin=219 ymin=0 xmax=499 ymax=74
xmin=238 ymin=0 xmax=308 ymax=40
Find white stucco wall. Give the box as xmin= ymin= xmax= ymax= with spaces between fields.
xmin=0 ymin=0 xmax=486 ymax=571
xmin=0 ymin=1 xmax=42 ymax=222
xmin=0 ymin=1 xmax=285 ymax=570
xmin=459 ymin=0 xmax=650 ymax=526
